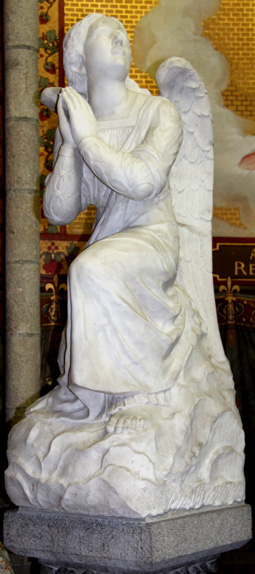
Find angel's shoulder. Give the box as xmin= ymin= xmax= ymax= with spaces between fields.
xmin=146 ymin=94 xmax=182 ymax=130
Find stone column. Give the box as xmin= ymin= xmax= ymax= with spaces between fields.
xmin=4 ymin=0 xmax=40 ymax=423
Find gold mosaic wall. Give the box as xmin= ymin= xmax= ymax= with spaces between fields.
xmin=204 ymin=0 xmax=255 ymax=228
xmin=204 ymin=0 xmax=255 ymax=121
xmin=62 ymin=0 xmax=255 ymax=232
xmin=64 ymin=0 xmax=255 ymax=116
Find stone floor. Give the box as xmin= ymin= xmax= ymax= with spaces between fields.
xmin=218 ymin=541 xmax=255 ymax=574
xmin=6 ymin=545 xmax=255 ymax=574
xmin=0 ymin=542 xmax=254 ymax=574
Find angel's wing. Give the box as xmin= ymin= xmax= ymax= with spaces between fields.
xmin=156 ymin=57 xmax=225 ymax=362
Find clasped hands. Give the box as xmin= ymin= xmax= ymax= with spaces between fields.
xmin=58 ymin=87 xmax=97 ymax=149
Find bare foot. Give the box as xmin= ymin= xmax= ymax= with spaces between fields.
xmin=106 ymin=404 xmax=170 ymax=434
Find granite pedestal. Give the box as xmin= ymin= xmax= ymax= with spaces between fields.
xmin=4 ymin=503 xmax=252 ymax=574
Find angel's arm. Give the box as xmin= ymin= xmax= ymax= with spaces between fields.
xmin=43 ymin=145 xmax=84 ymax=226
xmin=43 ymin=97 xmax=85 ymax=225
xmin=62 ymin=88 xmax=183 ymax=201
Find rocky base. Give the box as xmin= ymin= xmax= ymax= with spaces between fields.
xmin=5 ymin=397 xmax=245 ymax=518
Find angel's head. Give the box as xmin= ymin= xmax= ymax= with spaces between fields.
xmin=63 ymin=13 xmax=132 ymax=99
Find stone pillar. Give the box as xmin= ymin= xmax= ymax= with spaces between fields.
xmin=4 ymin=0 xmax=40 ymax=423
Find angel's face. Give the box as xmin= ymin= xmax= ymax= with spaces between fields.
xmin=84 ymin=16 xmax=132 ymax=81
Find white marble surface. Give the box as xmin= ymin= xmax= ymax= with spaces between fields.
xmin=5 ymin=14 xmax=245 ymax=518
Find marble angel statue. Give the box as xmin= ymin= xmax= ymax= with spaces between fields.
xmin=5 ymin=14 xmax=245 ymax=519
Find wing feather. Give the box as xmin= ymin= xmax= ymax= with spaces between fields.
xmin=156 ymin=57 xmax=225 ymax=360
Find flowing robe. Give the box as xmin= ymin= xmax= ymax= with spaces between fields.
xmin=43 ymin=93 xmax=202 ymax=398
xmin=5 ymin=92 xmax=245 ymax=516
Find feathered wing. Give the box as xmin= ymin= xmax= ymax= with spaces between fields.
xmin=156 ymin=58 xmax=226 ymax=362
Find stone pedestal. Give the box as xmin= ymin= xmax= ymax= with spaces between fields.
xmin=3 ymin=503 xmax=252 ymax=574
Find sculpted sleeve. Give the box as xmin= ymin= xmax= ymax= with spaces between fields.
xmin=77 ymin=99 xmax=183 ymax=201
xmin=43 ymin=130 xmax=83 ymax=225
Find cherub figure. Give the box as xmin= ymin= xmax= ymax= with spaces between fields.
xmin=5 ymin=14 xmax=245 ymax=518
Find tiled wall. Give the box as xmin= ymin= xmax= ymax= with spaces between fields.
xmin=64 ymin=0 xmax=255 ymax=117
xmin=204 ymin=0 xmax=255 ymax=121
